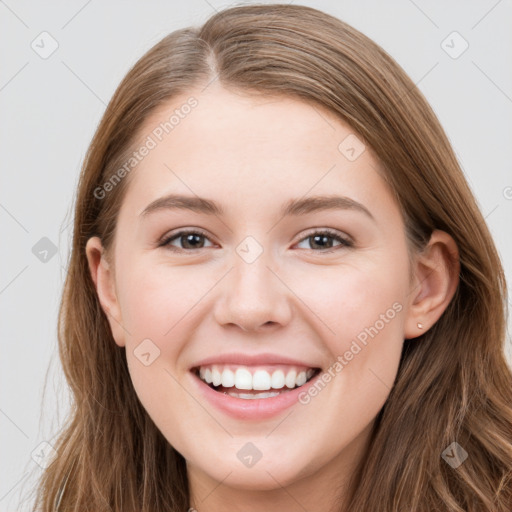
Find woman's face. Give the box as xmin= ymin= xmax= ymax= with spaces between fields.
xmin=88 ymin=84 xmax=420 ymax=497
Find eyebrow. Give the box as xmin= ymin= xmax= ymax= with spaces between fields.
xmin=139 ymin=193 xmax=375 ymax=220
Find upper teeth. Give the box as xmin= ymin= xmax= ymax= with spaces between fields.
xmin=198 ymin=365 xmax=316 ymax=391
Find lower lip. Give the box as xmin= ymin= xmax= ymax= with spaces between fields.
xmin=191 ymin=371 xmax=321 ymax=420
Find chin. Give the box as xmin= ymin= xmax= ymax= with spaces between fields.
xmin=193 ymin=448 xmax=317 ymax=491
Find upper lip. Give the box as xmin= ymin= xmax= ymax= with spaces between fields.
xmin=190 ymin=352 xmax=322 ymax=370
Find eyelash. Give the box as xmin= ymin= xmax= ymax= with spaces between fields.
xmin=158 ymin=228 xmax=353 ymax=254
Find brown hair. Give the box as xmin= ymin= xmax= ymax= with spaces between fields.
xmin=31 ymin=4 xmax=511 ymax=511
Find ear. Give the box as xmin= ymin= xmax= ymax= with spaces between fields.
xmin=85 ymin=236 xmax=126 ymax=347
xmin=404 ymin=230 xmax=460 ymax=339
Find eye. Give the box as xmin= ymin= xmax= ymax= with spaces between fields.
xmin=158 ymin=228 xmax=353 ymax=253
xmin=159 ymin=229 xmax=215 ymax=251
xmin=295 ymin=228 xmax=353 ymax=253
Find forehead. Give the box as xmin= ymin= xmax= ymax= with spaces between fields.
xmin=140 ymin=86 xmax=350 ymax=158
xmin=119 ymin=84 xmax=396 ymax=221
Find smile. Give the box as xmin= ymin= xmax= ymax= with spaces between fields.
xmin=192 ymin=364 xmax=321 ymax=399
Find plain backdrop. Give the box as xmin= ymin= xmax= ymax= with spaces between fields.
xmin=1 ymin=1 xmax=511 ymax=510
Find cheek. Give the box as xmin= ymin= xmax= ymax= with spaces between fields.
xmin=113 ymin=260 xmax=198 ymax=407
xmin=300 ymin=258 xmax=407 ymax=345
xmin=117 ymin=259 xmax=203 ymax=342
xmin=287 ymin=261 xmax=407 ymax=455
xmin=116 ymin=260 xmax=200 ymax=436
xmin=294 ymin=254 xmax=408 ymax=405
xmin=116 ymin=259 xmax=223 ymax=409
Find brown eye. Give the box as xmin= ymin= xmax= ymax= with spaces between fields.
xmin=159 ymin=229 xmax=214 ymax=251
xmin=158 ymin=228 xmax=352 ymax=254
xmin=295 ymin=229 xmax=353 ymax=252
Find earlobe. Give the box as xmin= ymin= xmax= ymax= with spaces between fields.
xmin=404 ymin=230 xmax=460 ymax=339
xmin=85 ymin=236 xmax=126 ymax=347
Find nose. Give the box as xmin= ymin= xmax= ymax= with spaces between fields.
xmin=213 ymin=248 xmax=293 ymax=333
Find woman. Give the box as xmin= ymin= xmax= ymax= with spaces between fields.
xmin=34 ymin=4 xmax=512 ymax=511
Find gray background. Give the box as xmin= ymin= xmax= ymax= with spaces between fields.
xmin=1 ymin=1 xmax=511 ymax=510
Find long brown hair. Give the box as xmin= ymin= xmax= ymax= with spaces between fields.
xmin=31 ymin=4 xmax=511 ymax=511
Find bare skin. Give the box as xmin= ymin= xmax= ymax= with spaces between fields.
xmin=86 ymin=83 xmax=459 ymax=512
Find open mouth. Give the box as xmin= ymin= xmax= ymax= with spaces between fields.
xmin=192 ymin=364 xmax=322 ymax=399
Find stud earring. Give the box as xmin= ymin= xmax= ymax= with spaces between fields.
xmin=417 ymin=322 xmax=424 ymax=329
